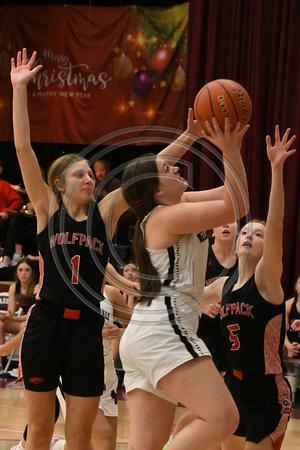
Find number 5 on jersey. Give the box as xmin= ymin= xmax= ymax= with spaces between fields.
xmin=227 ymin=324 xmax=241 ymax=350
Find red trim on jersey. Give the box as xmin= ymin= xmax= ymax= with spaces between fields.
xmin=63 ymin=308 xmax=81 ymax=320
xmin=233 ymin=369 xmax=243 ymax=380
xmin=36 ymin=250 xmax=44 ymax=300
xmin=101 ymin=275 xmax=107 ymax=295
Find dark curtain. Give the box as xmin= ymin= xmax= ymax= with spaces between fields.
xmin=185 ymin=0 xmax=300 ymax=297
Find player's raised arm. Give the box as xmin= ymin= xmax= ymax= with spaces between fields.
xmin=183 ymin=118 xmax=249 ymax=218
xmin=158 ymin=108 xmax=205 ymax=165
xmin=11 ymin=48 xmax=53 ymax=231
xmin=256 ymin=126 xmax=296 ymax=304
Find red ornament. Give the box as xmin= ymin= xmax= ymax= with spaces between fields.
xmin=148 ymin=46 xmax=172 ymax=72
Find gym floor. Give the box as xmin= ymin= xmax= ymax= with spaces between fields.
xmin=0 ymin=373 xmax=300 ymax=450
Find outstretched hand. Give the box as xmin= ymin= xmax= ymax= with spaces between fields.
xmin=11 ymin=48 xmax=43 ymax=86
xmin=266 ymin=125 xmax=296 ymax=167
xmin=195 ymin=115 xmax=250 ymax=155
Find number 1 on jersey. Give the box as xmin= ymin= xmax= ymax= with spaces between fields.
xmin=71 ymin=255 xmax=80 ymax=284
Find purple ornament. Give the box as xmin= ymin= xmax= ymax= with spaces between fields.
xmin=131 ymin=70 xmax=153 ymax=97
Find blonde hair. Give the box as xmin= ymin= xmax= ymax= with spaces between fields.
xmin=47 ymin=154 xmax=86 ymax=200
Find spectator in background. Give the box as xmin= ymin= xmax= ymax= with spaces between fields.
xmin=93 ymin=159 xmax=120 ymax=201
xmin=0 ymin=200 xmax=38 ymax=272
xmin=0 ymin=257 xmax=38 ymax=372
xmin=0 ymin=159 xmax=24 ymax=245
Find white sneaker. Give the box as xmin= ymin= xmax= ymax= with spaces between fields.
xmin=50 ymin=438 xmax=66 ymax=449
xmin=10 ymin=443 xmax=25 ymax=450
xmin=0 ymin=262 xmax=8 ymax=269
xmin=11 ymin=254 xmax=23 ymax=266
xmin=7 ymin=368 xmax=19 ymax=378
xmin=11 ymin=438 xmax=63 ymax=450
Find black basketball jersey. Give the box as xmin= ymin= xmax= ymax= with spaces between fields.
xmin=37 ymin=202 xmax=110 ymax=310
xmin=198 ymin=246 xmax=238 ymax=332
xmin=205 ymin=246 xmax=238 ymax=286
xmin=287 ymin=295 xmax=300 ymax=344
xmin=220 ymin=275 xmax=285 ymax=375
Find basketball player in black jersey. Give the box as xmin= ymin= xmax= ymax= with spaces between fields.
xmin=215 ymin=126 xmax=296 ymax=449
xmin=198 ymin=223 xmax=238 ymax=375
xmin=167 ymin=126 xmax=296 ymax=450
xmin=10 ymin=48 xmax=216 ymax=450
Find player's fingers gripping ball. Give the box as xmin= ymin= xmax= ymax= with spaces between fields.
xmin=193 ymin=79 xmax=252 ymax=133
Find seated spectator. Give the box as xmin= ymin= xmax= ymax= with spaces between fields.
xmin=0 ymin=257 xmax=38 ymax=370
xmin=0 ymin=159 xmax=24 ymax=246
xmin=0 ymin=201 xmax=38 ymax=273
xmin=93 ymin=159 xmax=120 ymax=201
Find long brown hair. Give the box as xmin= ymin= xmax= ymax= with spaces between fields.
xmin=15 ymin=257 xmax=37 ymax=294
xmin=121 ymin=154 xmax=161 ymax=305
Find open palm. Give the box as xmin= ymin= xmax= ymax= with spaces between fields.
xmin=10 ymin=48 xmax=43 ymax=86
xmin=266 ymin=125 xmax=296 ymax=167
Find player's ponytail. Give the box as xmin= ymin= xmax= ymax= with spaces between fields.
xmin=121 ymin=154 xmax=162 ymax=305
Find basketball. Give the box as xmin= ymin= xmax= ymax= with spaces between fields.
xmin=193 ymin=79 xmax=252 ymax=133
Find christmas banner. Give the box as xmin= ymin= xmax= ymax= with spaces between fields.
xmin=0 ymin=4 xmax=188 ymax=145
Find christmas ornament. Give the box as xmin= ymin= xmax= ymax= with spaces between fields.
xmin=132 ymin=70 xmax=153 ymax=97
xmin=113 ymin=53 xmax=133 ymax=79
xmin=171 ymin=66 xmax=185 ymax=92
xmin=148 ymin=46 xmax=172 ymax=72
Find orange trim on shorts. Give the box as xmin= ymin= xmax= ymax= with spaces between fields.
xmin=233 ymin=369 xmax=243 ymax=380
xmin=63 ymin=308 xmax=81 ymax=319
xmin=273 ymin=432 xmax=285 ymax=450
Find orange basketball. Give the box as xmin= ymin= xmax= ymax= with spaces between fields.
xmin=193 ymin=79 xmax=252 ymax=133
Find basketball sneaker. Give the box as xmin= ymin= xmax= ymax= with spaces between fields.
xmin=10 ymin=442 xmax=24 ymax=450
xmin=50 ymin=437 xmax=66 ymax=449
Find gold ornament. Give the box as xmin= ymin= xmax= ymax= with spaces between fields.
xmin=171 ymin=66 xmax=186 ymax=92
xmin=113 ymin=53 xmax=133 ymax=79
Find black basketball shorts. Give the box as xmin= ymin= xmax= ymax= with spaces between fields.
xmin=21 ymin=300 xmax=105 ymax=397
xmin=225 ymin=369 xmax=292 ymax=447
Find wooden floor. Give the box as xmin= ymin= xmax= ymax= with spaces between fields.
xmin=0 ymin=374 xmax=300 ymax=449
